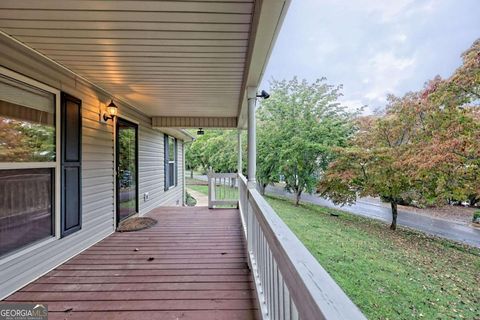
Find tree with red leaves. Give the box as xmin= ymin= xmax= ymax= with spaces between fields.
xmin=318 ymin=39 xmax=480 ymax=230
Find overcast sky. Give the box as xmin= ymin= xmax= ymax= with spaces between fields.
xmin=261 ymin=0 xmax=480 ymax=113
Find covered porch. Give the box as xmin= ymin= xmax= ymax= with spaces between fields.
xmin=0 ymin=0 xmax=365 ymax=319
xmin=5 ymin=207 xmax=257 ymax=319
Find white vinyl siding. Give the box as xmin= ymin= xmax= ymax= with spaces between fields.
xmin=0 ymin=33 xmax=185 ymax=299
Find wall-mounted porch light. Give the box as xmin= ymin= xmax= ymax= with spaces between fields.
xmin=103 ymin=99 xmax=118 ymax=121
xmin=197 ymin=128 xmax=205 ymax=135
xmin=256 ymin=90 xmax=270 ymax=99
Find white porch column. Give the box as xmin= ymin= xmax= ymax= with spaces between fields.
xmin=237 ymin=129 xmax=242 ymax=175
xmin=247 ymin=87 xmax=257 ymax=188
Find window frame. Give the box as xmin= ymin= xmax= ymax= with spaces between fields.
xmin=0 ymin=67 xmax=62 ymax=248
xmin=165 ymin=135 xmax=177 ymax=190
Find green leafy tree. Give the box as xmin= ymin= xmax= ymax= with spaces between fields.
xmin=258 ymin=78 xmax=355 ymax=205
xmin=186 ymin=129 xmax=246 ymax=174
xmin=184 ymin=139 xmax=199 ymax=178
xmin=256 ymin=119 xmax=281 ymax=195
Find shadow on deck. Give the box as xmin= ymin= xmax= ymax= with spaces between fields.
xmin=5 ymin=207 xmax=258 ymax=320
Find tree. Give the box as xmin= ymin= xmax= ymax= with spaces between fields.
xmin=318 ymin=109 xmax=416 ymax=230
xmin=185 ymin=129 xmax=246 ymax=174
xmin=427 ymin=39 xmax=479 ymax=107
xmin=319 ymin=39 xmax=480 ymax=229
xmin=256 ymin=120 xmax=281 ymax=195
xmin=184 ymin=142 xmax=198 ymax=178
xmin=258 ymin=78 xmax=355 ymax=205
xmin=410 ymin=39 xmax=480 ymax=206
xmin=0 ymin=117 xmax=55 ymax=162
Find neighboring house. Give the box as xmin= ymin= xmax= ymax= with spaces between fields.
xmin=0 ymin=1 xmax=365 ymax=319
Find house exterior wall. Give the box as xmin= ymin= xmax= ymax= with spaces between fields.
xmin=0 ymin=34 xmax=185 ymax=299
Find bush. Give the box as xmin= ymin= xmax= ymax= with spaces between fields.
xmin=473 ymin=211 xmax=480 ymax=224
xmin=186 ymin=192 xmax=197 ymax=207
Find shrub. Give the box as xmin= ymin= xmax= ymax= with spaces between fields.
xmin=473 ymin=210 xmax=480 ymax=223
xmin=186 ymin=192 xmax=197 ymax=207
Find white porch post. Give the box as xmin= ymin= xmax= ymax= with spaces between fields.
xmin=237 ymin=129 xmax=242 ymax=175
xmin=247 ymin=87 xmax=257 ymax=188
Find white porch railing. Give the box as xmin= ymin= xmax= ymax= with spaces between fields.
xmin=235 ymin=173 xmax=366 ymax=320
xmin=207 ymin=171 xmax=238 ymax=209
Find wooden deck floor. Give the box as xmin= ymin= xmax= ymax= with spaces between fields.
xmin=5 ymin=207 xmax=258 ymax=320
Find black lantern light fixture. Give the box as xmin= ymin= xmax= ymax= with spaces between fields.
xmin=103 ymin=99 xmax=118 ymax=121
xmin=256 ymin=90 xmax=270 ymax=99
xmin=197 ymin=128 xmax=205 ymax=135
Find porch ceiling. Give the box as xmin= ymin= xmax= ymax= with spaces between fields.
xmin=0 ymin=0 xmax=289 ymax=122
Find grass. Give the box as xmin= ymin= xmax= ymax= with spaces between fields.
xmin=187 ymin=180 xmax=480 ymax=319
xmin=185 ymin=177 xmax=207 ymax=186
xmin=187 ymin=184 xmax=208 ymax=194
xmin=187 ymin=182 xmax=238 ymax=208
xmin=187 ymin=179 xmax=238 ymax=199
xmin=266 ymin=195 xmax=480 ymax=320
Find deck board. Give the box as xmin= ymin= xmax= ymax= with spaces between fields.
xmin=5 ymin=207 xmax=257 ymax=320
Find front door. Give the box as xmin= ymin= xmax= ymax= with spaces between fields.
xmin=116 ymin=118 xmax=138 ymax=224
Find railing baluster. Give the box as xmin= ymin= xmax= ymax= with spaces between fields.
xmin=291 ymin=301 xmax=299 ymax=320
xmin=237 ymin=173 xmax=365 ymax=320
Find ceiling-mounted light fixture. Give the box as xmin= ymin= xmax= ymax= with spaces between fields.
xmin=256 ymin=90 xmax=270 ymax=99
xmin=197 ymin=128 xmax=205 ymax=135
xmin=103 ymin=99 xmax=118 ymax=121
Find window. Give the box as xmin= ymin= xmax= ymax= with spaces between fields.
xmin=0 ymin=75 xmax=55 ymax=162
xmin=164 ymin=135 xmax=177 ymax=190
xmin=0 ymin=71 xmax=58 ymax=257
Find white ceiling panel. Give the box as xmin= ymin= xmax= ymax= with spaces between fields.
xmin=0 ymin=0 xmax=290 ymax=121
xmin=0 ymin=0 xmax=255 ymax=117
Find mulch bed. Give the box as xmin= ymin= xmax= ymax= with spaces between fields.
xmin=117 ymin=217 xmax=157 ymax=232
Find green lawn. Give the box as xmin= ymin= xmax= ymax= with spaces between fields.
xmin=188 ymin=183 xmax=238 ymax=200
xmin=187 ymin=183 xmax=480 ymax=319
xmin=187 ymin=184 xmax=208 ymax=194
xmin=267 ymin=195 xmax=480 ymax=320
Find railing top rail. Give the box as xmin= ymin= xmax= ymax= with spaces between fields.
xmin=238 ymin=173 xmax=248 ymax=185
xmin=207 ymin=172 xmax=238 ymax=178
xmin=241 ymin=175 xmax=366 ymax=320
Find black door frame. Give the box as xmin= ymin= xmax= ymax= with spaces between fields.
xmin=115 ymin=117 xmax=139 ymax=225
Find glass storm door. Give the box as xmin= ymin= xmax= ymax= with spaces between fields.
xmin=116 ymin=118 xmax=138 ymax=223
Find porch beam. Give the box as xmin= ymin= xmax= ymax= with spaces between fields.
xmin=247 ymin=87 xmax=256 ymax=188
xmin=152 ymin=116 xmax=237 ymax=128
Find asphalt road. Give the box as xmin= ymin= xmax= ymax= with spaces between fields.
xmin=266 ymin=185 xmax=480 ymax=248
xmin=191 ymin=175 xmax=480 ymax=248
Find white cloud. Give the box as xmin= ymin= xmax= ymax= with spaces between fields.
xmin=320 ymin=0 xmax=436 ymax=23
xmin=360 ymin=51 xmax=416 ymax=103
xmin=360 ymin=0 xmax=416 ymax=22
xmin=393 ymin=33 xmax=408 ymax=43
xmin=339 ymin=98 xmax=367 ymax=111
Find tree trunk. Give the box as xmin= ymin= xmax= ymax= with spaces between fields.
xmin=390 ymin=202 xmax=398 ymax=230
xmin=295 ymin=190 xmax=302 ymax=206
xmin=190 ymin=169 xmax=193 ymax=179
xmin=258 ymin=183 xmax=266 ymax=196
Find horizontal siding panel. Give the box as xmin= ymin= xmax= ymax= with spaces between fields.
xmin=1 ymin=223 xmax=113 ymax=292
xmin=0 ymin=22 xmax=187 ymax=299
xmin=83 ymin=183 xmax=114 ymax=196
xmin=82 ymin=136 xmax=113 ymax=147
xmin=83 ymin=204 xmax=113 ymax=217
xmin=83 ymin=190 xmax=114 ymax=205
xmin=83 ymin=161 xmax=113 ymax=170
